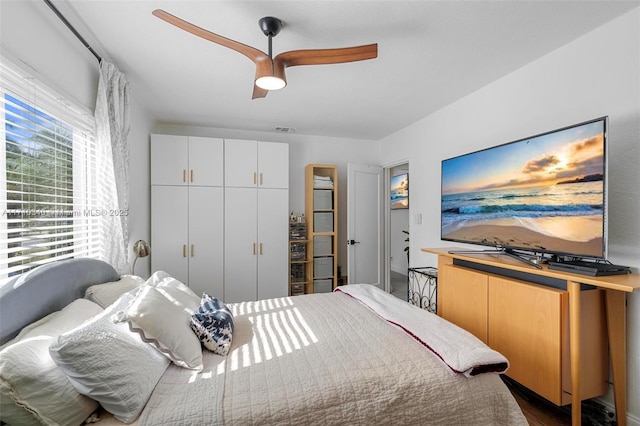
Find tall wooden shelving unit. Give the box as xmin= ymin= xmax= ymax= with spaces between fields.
xmin=305 ymin=164 xmax=338 ymax=293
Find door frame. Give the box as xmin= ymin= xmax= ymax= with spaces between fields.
xmin=382 ymin=158 xmax=410 ymax=293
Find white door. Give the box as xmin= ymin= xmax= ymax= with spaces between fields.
xmin=225 ymin=139 xmax=258 ymax=187
xmin=224 ymin=187 xmax=258 ymax=302
xmin=150 ymin=134 xmax=188 ymax=186
xmin=188 ymin=137 xmax=224 ymax=186
xmin=258 ymin=142 xmax=289 ymax=189
xmin=347 ymin=164 xmax=383 ymax=287
xmin=188 ymin=186 xmax=224 ymax=299
xmin=151 ymin=186 xmax=189 ymax=283
xmin=257 ymin=188 xmax=289 ymax=299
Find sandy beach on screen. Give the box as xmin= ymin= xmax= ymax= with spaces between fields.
xmin=442 ymin=216 xmax=603 ymax=257
xmin=391 ymin=199 xmax=408 ymax=209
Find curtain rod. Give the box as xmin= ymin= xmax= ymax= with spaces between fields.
xmin=42 ymin=0 xmax=102 ymax=64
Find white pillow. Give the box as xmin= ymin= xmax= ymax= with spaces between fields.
xmin=113 ymin=285 xmax=204 ymax=370
xmin=0 ymin=299 xmax=102 ymax=426
xmin=85 ymin=274 xmax=145 ymax=308
xmin=1 ymin=298 xmax=102 ymax=350
xmin=49 ymin=289 xmax=170 ymax=424
xmin=144 ymin=270 xmax=200 ymax=312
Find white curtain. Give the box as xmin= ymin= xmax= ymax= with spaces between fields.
xmin=95 ymin=60 xmax=131 ymax=274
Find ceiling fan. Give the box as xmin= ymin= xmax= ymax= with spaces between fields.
xmin=152 ymin=9 xmax=378 ymax=99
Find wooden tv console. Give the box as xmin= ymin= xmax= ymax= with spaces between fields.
xmin=423 ymin=248 xmax=640 ymax=426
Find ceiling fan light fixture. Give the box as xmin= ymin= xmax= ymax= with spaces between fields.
xmin=255 ymin=75 xmax=286 ymax=91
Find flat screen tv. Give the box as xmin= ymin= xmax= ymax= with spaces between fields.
xmin=441 ymin=116 xmax=608 ymax=261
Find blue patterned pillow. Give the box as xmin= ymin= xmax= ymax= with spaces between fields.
xmin=190 ymin=293 xmax=234 ymax=356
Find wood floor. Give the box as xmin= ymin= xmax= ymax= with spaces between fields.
xmin=503 ymin=374 xmax=618 ymax=426
xmin=507 ymin=380 xmax=571 ymax=425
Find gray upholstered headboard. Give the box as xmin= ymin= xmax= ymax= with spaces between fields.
xmin=0 ymin=258 xmax=118 ymax=345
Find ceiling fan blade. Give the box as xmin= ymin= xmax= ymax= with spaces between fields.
xmin=275 ymin=43 xmax=378 ymax=67
xmin=252 ymin=84 xmax=269 ymax=99
xmin=152 ymin=9 xmax=268 ymax=64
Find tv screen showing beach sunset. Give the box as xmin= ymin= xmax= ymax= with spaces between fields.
xmin=441 ymin=118 xmax=606 ymax=258
xmin=390 ymin=173 xmax=409 ymax=209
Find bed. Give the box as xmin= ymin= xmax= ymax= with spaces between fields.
xmin=0 ymin=259 xmax=527 ymax=425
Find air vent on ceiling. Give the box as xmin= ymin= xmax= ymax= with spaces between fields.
xmin=274 ymin=126 xmax=296 ymax=133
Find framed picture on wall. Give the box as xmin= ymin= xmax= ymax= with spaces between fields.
xmin=390 ymin=173 xmax=409 ymax=209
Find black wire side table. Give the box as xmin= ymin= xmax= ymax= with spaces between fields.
xmin=408 ymin=267 xmax=437 ymax=313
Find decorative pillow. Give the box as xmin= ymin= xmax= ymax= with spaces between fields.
xmin=112 ymin=285 xmax=204 ymax=370
xmin=190 ymin=293 xmax=235 ymax=356
xmin=49 ymin=288 xmax=170 ymax=424
xmin=0 ymin=299 xmax=102 ymax=426
xmin=85 ymin=274 xmax=145 ymax=308
xmin=144 ymin=270 xmax=200 ymax=313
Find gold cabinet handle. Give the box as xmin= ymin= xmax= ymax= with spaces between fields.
xmin=259 ymin=173 xmax=263 ymax=186
xmin=191 ymin=244 xmax=194 ymax=257
xmin=253 ymin=172 xmax=257 ymax=185
xmin=253 ymin=243 xmax=256 ymax=255
xmin=190 ymin=170 xmax=194 ymax=183
xmin=259 ymin=242 xmax=263 ymax=255
xmin=182 ymin=244 xmax=186 ymax=257
xmin=182 ymin=169 xmax=186 ymax=183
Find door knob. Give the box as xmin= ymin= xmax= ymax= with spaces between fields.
xmin=347 ymin=239 xmax=360 ymax=245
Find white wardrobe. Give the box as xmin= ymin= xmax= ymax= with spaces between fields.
xmin=151 ymin=135 xmax=289 ymax=302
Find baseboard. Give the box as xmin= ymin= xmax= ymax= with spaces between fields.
xmin=627 ymin=412 xmax=640 ymax=426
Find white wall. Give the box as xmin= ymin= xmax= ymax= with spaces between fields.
xmin=379 ymin=8 xmax=640 ymax=423
xmin=0 ymin=1 xmax=97 ymax=113
xmin=126 ymin=103 xmax=155 ymax=277
xmin=154 ymin=123 xmax=379 ymax=274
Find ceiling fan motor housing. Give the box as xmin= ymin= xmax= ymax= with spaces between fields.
xmin=259 ymin=16 xmax=282 ymax=37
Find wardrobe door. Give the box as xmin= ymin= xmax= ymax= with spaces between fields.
xmin=257 ymin=141 xmax=289 ymax=189
xmin=151 ymin=134 xmax=188 ymax=186
xmin=225 ymin=139 xmax=258 ymax=188
xmin=188 ymin=137 xmax=223 ymax=187
xmin=257 ymin=188 xmax=289 ymax=300
xmin=224 ymin=187 xmax=258 ymax=302
xmin=151 ymin=186 xmax=188 ymax=283
xmin=188 ymin=186 xmax=224 ymax=299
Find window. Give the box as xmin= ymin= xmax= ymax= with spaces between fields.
xmin=1 ymin=57 xmax=100 ymax=284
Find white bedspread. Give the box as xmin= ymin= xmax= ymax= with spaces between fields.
xmin=139 ymin=290 xmax=527 ymax=425
xmin=336 ymin=284 xmax=508 ymax=376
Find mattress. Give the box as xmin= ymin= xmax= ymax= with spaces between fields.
xmin=138 ymin=291 xmax=526 ymax=425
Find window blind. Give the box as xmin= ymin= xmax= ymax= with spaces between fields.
xmin=1 ymin=57 xmax=100 ymax=283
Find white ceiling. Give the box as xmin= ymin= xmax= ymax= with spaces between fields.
xmin=57 ymin=0 xmax=638 ymax=140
